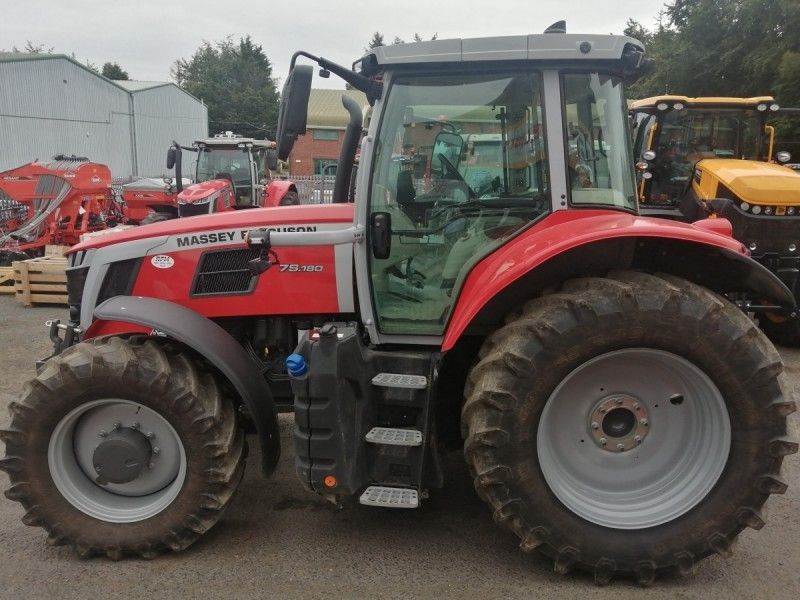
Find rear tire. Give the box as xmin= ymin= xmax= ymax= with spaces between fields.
xmin=1 ymin=336 xmax=245 ymax=559
xmin=463 ymin=271 xmax=797 ymax=584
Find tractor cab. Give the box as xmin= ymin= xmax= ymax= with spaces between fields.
xmin=630 ymin=96 xmax=795 ymax=213
xmin=166 ymin=132 xmax=296 ymax=218
xmin=193 ymin=132 xmax=276 ymax=208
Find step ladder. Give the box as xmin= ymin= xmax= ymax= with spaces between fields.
xmin=359 ymin=485 xmax=419 ymax=508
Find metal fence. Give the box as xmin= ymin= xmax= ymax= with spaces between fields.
xmin=290 ymin=175 xmax=336 ymax=204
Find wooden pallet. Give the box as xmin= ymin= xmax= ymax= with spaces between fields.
xmin=13 ymin=256 xmax=68 ymax=306
xmin=44 ymin=245 xmax=69 ymax=257
xmin=0 ymin=266 xmax=13 ymax=295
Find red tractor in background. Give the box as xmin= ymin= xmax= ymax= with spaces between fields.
xmin=121 ymin=133 xmax=299 ymax=224
xmin=2 ymin=25 xmax=797 ymax=585
xmin=0 ymin=156 xmax=119 ymax=262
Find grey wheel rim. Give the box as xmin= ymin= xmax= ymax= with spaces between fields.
xmin=48 ymin=399 xmax=186 ymax=523
xmin=537 ymin=348 xmax=731 ymax=530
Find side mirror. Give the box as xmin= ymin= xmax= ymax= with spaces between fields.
xmin=276 ymin=64 xmax=314 ymax=161
xmin=265 ymin=148 xmax=279 ymax=171
xmin=371 ymin=212 xmax=391 ymax=259
xmin=776 ymin=151 xmax=792 ymax=164
xmin=166 ymin=146 xmax=177 ymax=169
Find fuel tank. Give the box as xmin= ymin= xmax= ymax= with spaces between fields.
xmin=69 ymin=204 xmax=355 ymax=329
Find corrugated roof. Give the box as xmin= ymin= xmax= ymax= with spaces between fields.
xmin=307 ymin=88 xmax=369 ymax=129
xmin=0 ymin=52 xmax=133 ymax=93
xmin=116 ymin=80 xmax=170 ymax=92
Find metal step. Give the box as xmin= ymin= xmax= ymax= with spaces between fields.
xmin=371 ymin=372 xmax=428 ymax=389
xmin=365 ymin=427 xmax=423 ymax=447
xmin=359 ymin=485 xmax=419 ymax=508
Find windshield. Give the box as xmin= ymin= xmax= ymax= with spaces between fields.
xmin=368 ymin=72 xmax=549 ymax=335
xmin=196 ymin=147 xmax=252 ymax=188
xmin=642 ymin=108 xmax=765 ymax=203
xmin=563 ymin=73 xmax=637 ymax=210
xmin=659 ymin=108 xmax=763 ymax=161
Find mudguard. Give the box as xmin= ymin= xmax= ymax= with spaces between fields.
xmin=92 ymin=296 xmax=281 ymax=476
xmin=442 ymin=210 xmax=796 ymax=351
xmin=265 ymin=180 xmax=297 ymax=207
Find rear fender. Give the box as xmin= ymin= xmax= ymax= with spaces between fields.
xmin=442 ymin=212 xmax=795 ymax=351
xmin=265 ymin=180 xmax=295 ymax=207
xmin=91 ymin=296 xmax=281 ymax=475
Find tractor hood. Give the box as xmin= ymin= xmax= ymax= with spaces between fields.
xmin=177 ymin=179 xmax=229 ymax=205
xmin=69 ymin=203 xmax=356 ymax=252
xmin=698 ymin=159 xmax=800 ymax=205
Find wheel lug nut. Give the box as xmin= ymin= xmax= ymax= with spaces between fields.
xmin=152 ymin=446 xmax=160 ymax=455
xmin=98 ymin=430 xmax=108 ymax=437
xmin=634 ymin=435 xmax=642 ymax=443
xmin=591 ymin=422 xmax=599 ymax=430
xmin=113 ymin=422 xmax=121 ymax=430
xmin=633 ymin=403 xmax=640 ymax=410
xmin=131 ymin=422 xmax=140 ymax=430
xmin=615 ymin=398 xmax=623 ymax=405
xmin=640 ymin=418 xmax=649 ymax=426
xmin=616 ymin=443 xmax=625 ymax=450
xmin=599 ymin=437 xmax=607 ymax=445
xmin=145 ymin=432 xmax=155 ymax=439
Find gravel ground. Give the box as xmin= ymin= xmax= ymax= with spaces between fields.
xmin=0 ymin=296 xmax=797 ymax=600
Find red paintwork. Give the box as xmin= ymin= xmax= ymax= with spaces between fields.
xmin=441 ymin=209 xmax=746 ymax=351
xmin=692 ymin=217 xmax=734 ymax=237
xmin=264 ymin=180 xmax=295 ymax=207
xmin=130 ymin=243 xmax=340 ymax=317
xmin=70 ymin=203 xmax=355 ymax=251
xmin=120 ymin=182 xmax=177 ymax=223
xmin=75 ymin=203 xmax=355 ymax=334
xmin=1 ymin=160 xmax=117 ymax=252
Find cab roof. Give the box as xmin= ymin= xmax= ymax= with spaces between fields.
xmin=630 ymin=95 xmax=775 ymax=110
xmin=361 ymin=33 xmax=643 ymax=67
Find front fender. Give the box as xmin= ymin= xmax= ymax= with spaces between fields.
xmin=442 ymin=210 xmax=795 ymax=351
xmin=92 ymin=296 xmax=280 ymax=476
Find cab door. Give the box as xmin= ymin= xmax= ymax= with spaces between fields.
xmin=360 ymin=71 xmax=552 ymax=340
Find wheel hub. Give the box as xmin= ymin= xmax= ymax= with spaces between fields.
xmin=92 ymin=428 xmax=152 ymax=484
xmin=588 ymin=395 xmax=650 ymax=452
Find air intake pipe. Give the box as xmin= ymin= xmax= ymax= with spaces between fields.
xmin=334 ymin=95 xmax=362 ymax=203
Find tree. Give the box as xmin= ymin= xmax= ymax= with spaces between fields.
xmin=173 ymin=36 xmax=280 ymax=139
xmin=102 ymin=62 xmax=129 ymax=80
xmin=367 ymin=32 xmax=385 ymax=51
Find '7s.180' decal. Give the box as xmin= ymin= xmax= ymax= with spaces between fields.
xmin=279 ymin=264 xmax=324 ymax=272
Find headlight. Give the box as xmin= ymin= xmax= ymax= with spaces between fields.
xmin=751 ymin=205 xmax=762 ymax=215
xmin=740 ymin=202 xmax=750 ymax=211
xmin=764 ymin=206 xmax=773 ymax=215
xmin=788 ymin=207 xmax=796 ymax=216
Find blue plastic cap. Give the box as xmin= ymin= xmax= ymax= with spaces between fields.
xmin=285 ymin=353 xmax=308 ymax=377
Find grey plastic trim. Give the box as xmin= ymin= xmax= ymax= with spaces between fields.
xmin=366 ymin=34 xmax=643 ymax=66
xmin=79 ymin=237 xmax=169 ymax=329
xmin=93 ymin=296 xmax=281 ymax=476
xmin=542 ymin=70 xmax=569 ymax=213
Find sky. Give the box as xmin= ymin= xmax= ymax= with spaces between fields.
xmin=1 ymin=0 xmax=668 ymax=90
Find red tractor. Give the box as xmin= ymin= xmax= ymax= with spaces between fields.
xmin=2 ymin=26 xmax=797 ymax=585
xmin=0 ymin=156 xmax=119 ymax=262
xmin=121 ymin=133 xmax=299 ymax=224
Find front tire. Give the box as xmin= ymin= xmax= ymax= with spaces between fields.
xmin=463 ymin=271 xmax=797 ymax=584
xmin=1 ymin=336 xmax=245 ymax=558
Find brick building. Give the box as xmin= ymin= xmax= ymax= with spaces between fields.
xmin=289 ymin=89 xmax=368 ymax=176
